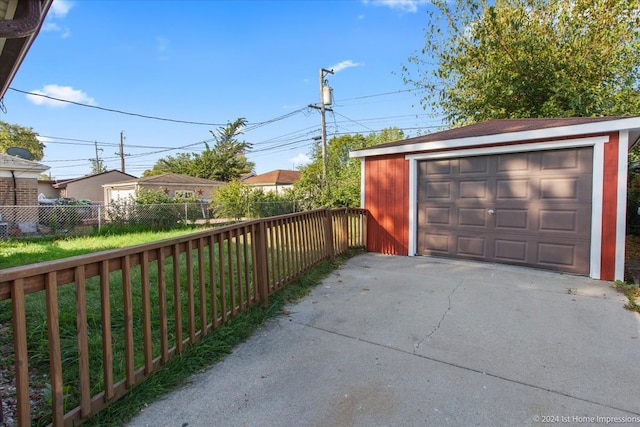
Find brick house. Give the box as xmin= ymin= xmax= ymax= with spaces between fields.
xmin=0 ymin=153 xmax=49 ymax=229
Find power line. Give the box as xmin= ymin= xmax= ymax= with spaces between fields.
xmin=10 ymin=87 xmax=311 ymax=128
xmin=9 ymin=87 xmax=228 ymax=126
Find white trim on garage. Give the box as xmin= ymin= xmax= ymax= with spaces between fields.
xmin=405 ymin=135 xmax=610 ymax=279
xmin=360 ymin=159 xmax=366 ymax=209
xmin=616 ymin=130 xmax=630 ymax=280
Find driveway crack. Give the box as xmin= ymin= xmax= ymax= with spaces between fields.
xmin=414 ymin=280 xmax=462 ymax=351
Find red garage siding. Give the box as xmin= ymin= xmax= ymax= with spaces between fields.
xmin=601 ymin=131 xmax=619 ymax=280
xmin=364 ymin=155 xmax=409 ymax=255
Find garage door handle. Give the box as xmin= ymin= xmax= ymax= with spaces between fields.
xmin=487 ymin=209 xmax=495 ymax=215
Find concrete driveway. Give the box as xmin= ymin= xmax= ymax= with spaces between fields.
xmin=128 ymin=254 xmax=640 ymax=427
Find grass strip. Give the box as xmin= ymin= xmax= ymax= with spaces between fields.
xmin=613 ymin=280 xmax=640 ymax=313
xmin=84 ymin=249 xmax=362 ymax=426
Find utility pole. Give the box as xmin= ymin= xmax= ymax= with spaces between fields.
xmin=94 ymin=141 xmax=102 ymax=165
xmin=116 ymin=131 xmax=129 ymax=173
xmin=309 ymin=68 xmax=334 ymax=181
xmin=92 ymin=141 xmax=104 ymax=173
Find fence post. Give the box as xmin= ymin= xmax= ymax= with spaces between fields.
xmin=324 ymin=209 xmax=335 ymax=260
xmin=342 ymin=208 xmax=348 ymax=252
xmin=254 ymin=220 xmax=270 ymax=308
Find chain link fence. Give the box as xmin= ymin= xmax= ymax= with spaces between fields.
xmin=0 ymin=201 xmax=299 ymax=239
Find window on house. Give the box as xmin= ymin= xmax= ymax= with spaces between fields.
xmin=174 ymin=190 xmax=195 ymax=199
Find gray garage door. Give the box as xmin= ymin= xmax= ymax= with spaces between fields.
xmin=417 ymin=147 xmax=593 ymax=274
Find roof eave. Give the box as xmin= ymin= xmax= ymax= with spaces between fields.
xmin=0 ymin=0 xmax=53 ymax=99
xmin=350 ymin=117 xmax=640 ymax=158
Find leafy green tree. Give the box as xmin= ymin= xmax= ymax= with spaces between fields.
xmin=292 ymin=127 xmax=405 ymax=209
xmin=143 ymin=152 xmax=197 ymax=177
xmin=403 ymin=0 xmax=640 ymax=126
xmin=143 ymin=118 xmax=254 ymax=181
xmin=0 ymin=121 xmax=45 ymax=160
xmin=211 ymin=180 xmax=256 ymax=220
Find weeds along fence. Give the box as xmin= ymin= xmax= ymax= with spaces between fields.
xmin=0 ymin=201 xmax=299 ymax=239
xmin=0 ymin=208 xmax=367 ymax=426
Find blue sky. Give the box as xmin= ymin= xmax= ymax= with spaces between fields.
xmin=1 ymin=0 xmax=443 ymax=179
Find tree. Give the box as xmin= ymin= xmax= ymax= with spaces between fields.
xmin=292 ymin=127 xmax=405 ymax=209
xmin=143 ymin=152 xmax=198 ymax=177
xmin=403 ymin=0 xmax=640 ymax=126
xmin=144 ymin=118 xmax=254 ymax=181
xmin=203 ymin=118 xmax=254 ymax=181
xmin=0 ymin=121 xmax=45 ymax=160
xmin=89 ymin=158 xmax=107 ymax=174
xmin=211 ymin=180 xmax=256 ymax=220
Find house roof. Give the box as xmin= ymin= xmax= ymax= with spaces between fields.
xmin=243 ymin=169 xmax=301 ymax=185
xmin=104 ymin=173 xmax=225 ymax=188
xmin=350 ymin=116 xmax=640 ymax=158
xmin=0 ymin=0 xmax=52 ymax=98
xmin=52 ymin=169 xmax=137 ymax=189
xmin=0 ymin=152 xmax=48 ymax=172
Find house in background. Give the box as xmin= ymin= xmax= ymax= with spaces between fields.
xmin=351 ymin=116 xmax=640 ymax=282
xmin=103 ymin=173 xmax=225 ymax=203
xmin=242 ymin=169 xmax=300 ymax=194
xmin=53 ymin=170 xmax=136 ymax=204
xmin=37 ymin=178 xmax=60 ymax=199
xmin=0 ymin=153 xmax=49 ymax=234
xmin=0 ymin=153 xmax=49 ymax=206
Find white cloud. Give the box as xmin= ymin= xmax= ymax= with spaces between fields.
xmin=327 ymin=60 xmax=362 ymax=73
xmin=50 ymin=0 xmax=73 ymax=18
xmin=155 ymin=36 xmax=171 ymax=60
xmin=43 ymin=22 xmax=60 ymax=32
xmin=26 ymin=85 xmax=95 ymax=108
xmin=290 ymin=153 xmax=310 ymax=168
xmin=363 ymin=0 xmax=428 ymax=13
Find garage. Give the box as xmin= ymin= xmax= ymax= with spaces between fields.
xmin=350 ymin=117 xmax=640 ymax=281
xmin=417 ymin=147 xmax=592 ymax=274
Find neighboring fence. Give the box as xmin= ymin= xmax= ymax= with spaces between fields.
xmin=0 ymin=208 xmax=367 ymax=426
xmin=0 ymin=201 xmax=299 ymax=239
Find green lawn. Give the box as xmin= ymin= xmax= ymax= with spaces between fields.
xmin=0 ymin=227 xmax=205 ymax=269
xmin=0 ymin=225 xmax=354 ymax=426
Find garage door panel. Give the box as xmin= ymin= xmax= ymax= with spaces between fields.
xmin=497 ymin=153 xmax=531 ymax=172
xmin=496 ymin=179 xmax=529 ymax=199
xmin=540 ymin=177 xmax=579 ymax=199
xmin=494 ymin=239 xmax=528 ymax=262
xmin=457 ymin=236 xmax=486 ymax=257
xmin=539 ymin=209 xmax=578 ymax=232
xmin=458 ymin=208 xmax=486 ymax=226
xmin=422 ymin=207 xmax=451 ymax=225
xmin=495 ymin=209 xmax=528 ymax=229
xmin=417 ymin=147 xmax=592 ymax=274
xmin=422 ymin=233 xmax=450 ymax=253
xmin=422 ymin=181 xmax=452 ymax=200
xmin=421 ymin=159 xmax=452 ymax=175
xmin=460 ymin=157 xmax=489 ymax=174
xmin=537 ymin=242 xmax=576 ymax=267
xmin=541 ymin=149 xmax=579 ymax=170
xmin=460 ymin=180 xmax=489 ymax=199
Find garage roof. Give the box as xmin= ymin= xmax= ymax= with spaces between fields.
xmin=350 ymin=116 xmax=640 ymax=158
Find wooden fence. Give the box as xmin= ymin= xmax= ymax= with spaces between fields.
xmin=0 ymin=208 xmax=367 ymax=426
